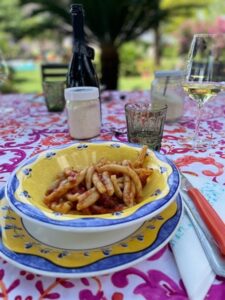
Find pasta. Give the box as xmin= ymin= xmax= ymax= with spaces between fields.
xmin=43 ymin=145 xmax=153 ymax=215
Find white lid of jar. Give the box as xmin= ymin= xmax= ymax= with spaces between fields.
xmin=154 ymin=70 xmax=184 ymax=78
xmin=64 ymin=86 xmax=99 ymax=101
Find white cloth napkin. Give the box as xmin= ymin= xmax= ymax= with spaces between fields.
xmin=170 ymin=175 xmax=225 ymax=300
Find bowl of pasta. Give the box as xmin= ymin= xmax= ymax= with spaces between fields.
xmin=5 ymin=141 xmax=180 ymax=232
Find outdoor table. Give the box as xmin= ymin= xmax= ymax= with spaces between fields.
xmin=0 ymin=91 xmax=225 ymax=299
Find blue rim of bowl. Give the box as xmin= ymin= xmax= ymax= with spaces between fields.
xmin=0 ymin=189 xmax=183 ymax=278
xmin=5 ymin=141 xmax=181 ymax=232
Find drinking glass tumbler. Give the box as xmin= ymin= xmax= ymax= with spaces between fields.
xmin=125 ymin=103 xmax=167 ymax=151
xmin=43 ymin=81 xmax=66 ymax=112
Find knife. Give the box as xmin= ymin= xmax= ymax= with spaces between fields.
xmin=181 ymin=174 xmax=225 ymax=256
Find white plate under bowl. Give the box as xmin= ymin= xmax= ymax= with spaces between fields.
xmin=0 ymin=188 xmax=183 ymax=278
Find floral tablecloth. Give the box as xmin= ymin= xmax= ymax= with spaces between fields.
xmin=0 ymin=91 xmax=225 ymax=299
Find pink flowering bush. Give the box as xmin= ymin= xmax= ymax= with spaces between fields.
xmin=178 ymin=17 xmax=225 ymax=55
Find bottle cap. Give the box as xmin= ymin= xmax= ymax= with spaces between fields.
xmin=64 ymin=86 xmax=99 ymax=101
xmin=70 ymin=4 xmax=84 ymax=14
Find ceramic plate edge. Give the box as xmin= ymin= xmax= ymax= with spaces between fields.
xmin=0 ymin=193 xmax=184 ymax=278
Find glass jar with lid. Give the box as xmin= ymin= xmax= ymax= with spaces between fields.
xmin=64 ymin=86 xmax=101 ymax=139
xmin=150 ymin=70 xmax=184 ymax=122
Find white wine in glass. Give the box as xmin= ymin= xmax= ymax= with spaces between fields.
xmin=183 ymin=82 xmax=224 ymax=106
xmin=183 ymin=33 xmax=225 ymax=148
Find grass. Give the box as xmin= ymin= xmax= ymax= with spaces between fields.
xmin=8 ymin=68 xmax=153 ymax=94
xmin=119 ymin=75 xmax=152 ymax=91
xmin=13 ymin=67 xmax=42 ymax=93
xmin=2 ymin=55 xmax=179 ymax=94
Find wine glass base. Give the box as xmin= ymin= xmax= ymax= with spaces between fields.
xmin=178 ymin=135 xmax=216 ymax=149
xmin=193 ymin=139 xmax=214 ymax=149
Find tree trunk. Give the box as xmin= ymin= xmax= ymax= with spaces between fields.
xmin=154 ymin=25 xmax=161 ymax=66
xmin=100 ymin=44 xmax=120 ymax=90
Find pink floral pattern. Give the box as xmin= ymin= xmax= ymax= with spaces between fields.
xmin=0 ymin=91 xmax=225 ymax=299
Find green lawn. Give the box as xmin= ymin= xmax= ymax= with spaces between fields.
xmin=2 ymin=55 xmax=179 ymax=94
xmin=9 ymin=68 xmax=152 ymax=94
xmin=13 ymin=68 xmax=42 ymax=93
xmin=119 ymin=75 xmax=152 ymax=91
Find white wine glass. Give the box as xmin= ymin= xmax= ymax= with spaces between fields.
xmin=0 ymin=50 xmax=11 ymax=113
xmin=182 ymin=33 xmax=225 ymax=148
xmin=0 ymin=50 xmax=8 ymax=86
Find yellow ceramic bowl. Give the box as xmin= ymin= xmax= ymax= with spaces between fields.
xmin=6 ymin=141 xmax=180 ymax=232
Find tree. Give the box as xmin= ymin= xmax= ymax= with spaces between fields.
xmin=0 ymin=0 xmax=22 ymax=56
xmin=19 ymin=0 xmax=205 ymax=89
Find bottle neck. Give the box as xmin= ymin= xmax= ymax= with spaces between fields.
xmin=71 ymin=4 xmax=85 ymax=44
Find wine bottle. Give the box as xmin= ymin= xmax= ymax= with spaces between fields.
xmin=67 ymin=4 xmax=100 ymax=89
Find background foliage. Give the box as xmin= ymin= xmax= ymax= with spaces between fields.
xmin=1 ymin=0 xmax=225 ymax=92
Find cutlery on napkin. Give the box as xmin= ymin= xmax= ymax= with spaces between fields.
xmin=181 ymin=174 xmax=225 ymax=256
xmin=181 ymin=191 xmax=225 ymax=277
xmin=170 ymin=208 xmax=215 ymax=300
xmin=170 ymin=175 xmax=225 ymax=300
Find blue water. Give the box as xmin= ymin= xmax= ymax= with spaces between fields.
xmin=8 ymin=60 xmax=37 ymax=71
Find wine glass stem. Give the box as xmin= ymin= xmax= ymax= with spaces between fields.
xmin=193 ymin=104 xmax=203 ymax=147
